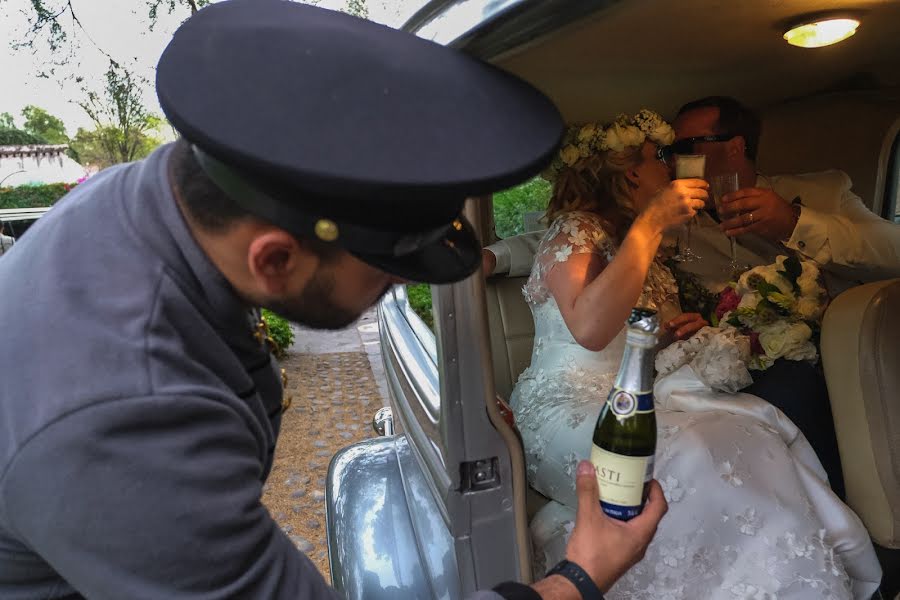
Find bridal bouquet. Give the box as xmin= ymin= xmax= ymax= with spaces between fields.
xmin=716 ymin=255 xmax=827 ymax=370
xmin=657 ymin=255 xmax=828 ymax=392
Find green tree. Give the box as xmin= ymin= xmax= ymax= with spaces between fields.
xmin=75 ymin=61 xmax=163 ymax=166
xmin=0 ymin=113 xmax=16 ymax=129
xmin=21 ymin=105 xmax=69 ymax=145
xmin=0 ymin=128 xmax=47 ymax=146
xmin=492 ymin=177 xmax=552 ymax=238
xmin=12 ymin=0 xmax=210 ymax=60
xmin=345 ymin=0 xmax=368 ymax=19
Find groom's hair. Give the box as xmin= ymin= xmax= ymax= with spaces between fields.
xmin=677 ymin=96 xmax=762 ymax=161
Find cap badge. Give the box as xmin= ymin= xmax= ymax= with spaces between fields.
xmin=314 ymin=219 xmax=339 ymax=242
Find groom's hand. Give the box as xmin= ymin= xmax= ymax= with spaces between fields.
xmin=718 ymin=187 xmax=798 ymax=241
xmin=564 ymin=461 xmax=667 ymax=593
xmin=665 ymin=313 xmax=708 ymax=340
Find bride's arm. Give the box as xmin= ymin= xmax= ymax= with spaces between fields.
xmin=547 ymin=217 xmax=663 ymax=351
xmin=547 ymin=181 xmax=707 ymax=351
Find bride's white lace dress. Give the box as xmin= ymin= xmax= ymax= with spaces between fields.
xmin=508 ymin=211 xmax=881 ymax=599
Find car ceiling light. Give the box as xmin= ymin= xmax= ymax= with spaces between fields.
xmin=783 ymin=17 xmax=860 ymax=48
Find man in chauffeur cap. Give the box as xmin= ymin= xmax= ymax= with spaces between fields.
xmin=0 ymin=2 xmax=666 ymax=599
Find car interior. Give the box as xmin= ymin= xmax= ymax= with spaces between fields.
xmin=470 ymin=0 xmax=900 ymax=594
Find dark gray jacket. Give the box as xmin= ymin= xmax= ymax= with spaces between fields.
xmin=0 ymin=145 xmax=342 ymax=599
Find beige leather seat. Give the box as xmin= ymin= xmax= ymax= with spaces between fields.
xmin=485 ymin=273 xmax=557 ymax=520
xmin=822 ymin=279 xmax=900 ymax=549
xmin=485 ymin=275 xmax=535 ymax=401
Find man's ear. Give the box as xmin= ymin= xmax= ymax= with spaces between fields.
xmin=727 ymin=135 xmax=746 ymax=160
xmin=247 ymin=230 xmax=315 ymax=296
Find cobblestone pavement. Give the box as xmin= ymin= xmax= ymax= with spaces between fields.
xmin=260 ymin=309 xmax=386 ymax=583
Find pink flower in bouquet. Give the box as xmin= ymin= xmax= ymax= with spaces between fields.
xmin=715 ymin=287 xmax=741 ymax=320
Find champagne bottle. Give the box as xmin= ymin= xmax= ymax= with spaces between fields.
xmin=590 ymin=307 xmax=659 ymax=521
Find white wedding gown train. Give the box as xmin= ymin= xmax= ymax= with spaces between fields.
xmin=509 ymin=211 xmax=881 ymax=599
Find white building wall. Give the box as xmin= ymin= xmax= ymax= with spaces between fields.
xmin=0 ymin=145 xmax=88 ymax=186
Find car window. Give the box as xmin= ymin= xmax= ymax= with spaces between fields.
xmin=884 ymin=130 xmax=900 ymax=223
xmin=492 ymin=176 xmax=551 ymax=238
xmin=406 ymin=283 xmax=434 ymax=330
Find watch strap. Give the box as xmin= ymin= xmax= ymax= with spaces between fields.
xmin=492 ymin=581 xmax=542 ymax=600
xmin=546 ymin=559 xmax=605 ymax=600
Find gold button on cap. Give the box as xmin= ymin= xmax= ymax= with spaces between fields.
xmin=314 ymin=219 xmax=339 ymax=241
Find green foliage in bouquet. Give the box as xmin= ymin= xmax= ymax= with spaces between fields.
xmin=725 ymin=256 xmax=809 ymax=329
xmin=664 ymin=259 xmax=719 ymax=322
xmin=261 ymin=309 xmax=294 ymax=359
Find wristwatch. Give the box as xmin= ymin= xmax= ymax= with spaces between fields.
xmin=546 ymin=559 xmax=605 ymax=600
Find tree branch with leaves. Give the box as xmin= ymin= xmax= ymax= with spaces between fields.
xmin=74 ymin=61 xmax=163 ymax=166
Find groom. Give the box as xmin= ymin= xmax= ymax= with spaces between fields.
xmin=483 ymin=96 xmax=900 ymax=500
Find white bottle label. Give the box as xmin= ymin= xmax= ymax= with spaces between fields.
xmin=590 ymin=444 xmax=654 ymax=520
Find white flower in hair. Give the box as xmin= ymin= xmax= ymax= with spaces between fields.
xmin=543 ymin=109 xmax=675 ymax=181
xmin=577 ymin=123 xmax=599 ymax=143
xmin=560 ymin=144 xmax=581 ymax=167
xmin=603 ymin=126 xmax=624 ymax=152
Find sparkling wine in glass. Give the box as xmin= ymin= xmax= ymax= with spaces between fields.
xmin=673 ymin=154 xmax=706 ymax=262
xmin=711 ymin=172 xmax=741 ymax=276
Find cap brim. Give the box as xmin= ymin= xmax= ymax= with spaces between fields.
xmin=352 ymin=216 xmax=480 ymax=284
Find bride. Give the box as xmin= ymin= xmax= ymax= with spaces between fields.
xmin=509 ymin=111 xmax=882 ymax=598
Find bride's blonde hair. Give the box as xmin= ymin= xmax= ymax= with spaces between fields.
xmin=544 ymin=146 xmax=644 ymax=241
xmin=542 ymin=110 xmax=675 ymax=240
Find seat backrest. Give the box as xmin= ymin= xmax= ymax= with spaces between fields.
xmin=822 ymin=278 xmax=900 ymax=549
xmin=485 ymin=276 xmax=534 ymax=400
xmin=758 ymin=90 xmax=900 ymax=215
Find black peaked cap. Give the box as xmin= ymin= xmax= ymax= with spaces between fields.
xmin=156 ymin=0 xmax=563 ymax=283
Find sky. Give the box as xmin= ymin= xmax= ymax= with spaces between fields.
xmin=0 ymin=0 xmax=424 ymax=137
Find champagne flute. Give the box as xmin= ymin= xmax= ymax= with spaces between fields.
xmin=673 ymin=154 xmax=706 ymax=262
xmin=711 ymin=172 xmax=741 ymax=276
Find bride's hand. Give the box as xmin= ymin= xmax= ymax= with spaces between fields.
xmin=665 ymin=312 xmax=709 ymax=340
xmin=638 ymin=179 xmax=708 ymax=235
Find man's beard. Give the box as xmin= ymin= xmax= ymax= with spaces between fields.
xmin=263 ymin=267 xmax=393 ymax=331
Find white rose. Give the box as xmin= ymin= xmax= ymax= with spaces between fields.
xmin=761 ymin=266 xmax=793 ymax=295
xmin=738 ymin=292 xmax=761 ymax=311
xmin=758 ymin=321 xmax=812 ymax=360
xmin=616 ymin=123 xmax=645 ymax=148
xmin=604 ymin=127 xmax=624 ymax=152
xmin=651 ymin=123 xmax=675 ymax=145
xmin=784 ymin=340 xmax=818 ymax=362
xmin=560 ymin=144 xmax=580 ymax=166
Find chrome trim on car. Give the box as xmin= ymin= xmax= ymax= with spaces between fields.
xmin=404 ymin=0 xmax=527 ymax=45
xmin=373 ymin=406 xmax=394 ymax=436
xmin=403 ymin=0 xmax=619 ymax=62
xmin=327 ymin=436 xmax=459 ymax=599
xmin=379 ymin=295 xmax=453 ymax=527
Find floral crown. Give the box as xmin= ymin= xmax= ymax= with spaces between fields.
xmin=542 ymin=109 xmax=676 ymax=181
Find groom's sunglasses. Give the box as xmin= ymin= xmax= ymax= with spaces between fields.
xmin=658 ymin=133 xmax=739 ymax=163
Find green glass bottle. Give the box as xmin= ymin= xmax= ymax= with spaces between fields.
xmin=590 ymin=307 xmax=659 ymax=521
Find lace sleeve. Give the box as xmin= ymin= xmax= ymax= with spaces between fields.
xmin=523 ymin=211 xmax=616 ymax=305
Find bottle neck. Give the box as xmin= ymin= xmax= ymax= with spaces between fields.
xmin=615 ymin=331 xmax=656 ymax=393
